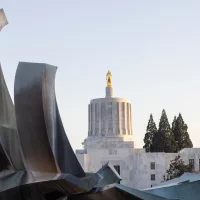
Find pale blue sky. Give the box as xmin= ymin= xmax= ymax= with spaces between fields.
xmin=1 ymin=0 xmax=200 ymax=150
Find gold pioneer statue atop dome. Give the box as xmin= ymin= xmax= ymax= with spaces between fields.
xmin=106 ymin=70 xmax=112 ymax=87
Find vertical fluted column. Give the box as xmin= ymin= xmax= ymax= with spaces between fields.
xmin=90 ymin=104 xmax=92 ymax=135
xmin=101 ymin=102 xmax=106 ymax=136
xmin=88 ymin=104 xmax=90 ymax=136
xmin=94 ymin=103 xmax=99 ymax=135
xmin=108 ymin=102 xmax=113 ymax=135
xmin=116 ymin=102 xmax=120 ymax=135
xmin=104 ymin=102 xmax=107 ymax=135
xmin=92 ymin=103 xmax=95 ymax=136
xmin=122 ymin=103 xmax=125 ymax=135
xmin=112 ymin=102 xmax=117 ymax=135
xmin=130 ymin=104 xmax=133 ymax=135
xmin=118 ymin=102 xmax=122 ymax=135
xmin=99 ymin=102 xmax=101 ymax=135
xmin=124 ymin=102 xmax=127 ymax=135
xmin=127 ymin=103 xmax=130 ymax=135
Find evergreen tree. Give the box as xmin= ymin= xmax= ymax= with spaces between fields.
xmin=152 ymin=109 xmax=177 ymax=153
xmin=143 ymin=114 xmax=157 ymax=152
xmin=172 ymin=116 xmax=176 ymax=133
xmin=173 ymin=113 xmax=193 ymax=152
xmin=164 ymin=155 xmax=193 ymax=181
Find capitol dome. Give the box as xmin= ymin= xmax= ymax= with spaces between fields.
xmin=88 ymin=71 xmax=133 ymax=140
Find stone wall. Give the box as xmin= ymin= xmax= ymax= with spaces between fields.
xmin=76 ymin=146 xmax=200 ymax=190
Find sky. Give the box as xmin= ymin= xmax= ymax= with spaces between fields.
xmin=1 ymin=0 xmax=200 ymax=150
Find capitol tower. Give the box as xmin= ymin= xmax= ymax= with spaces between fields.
xmin=88 ymin=71 xmax=134 ymax=141
xmin=76 ymin=71 xmax=135 ymax=184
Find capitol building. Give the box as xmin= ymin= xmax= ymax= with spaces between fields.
xmin=76 ymin=71 xmax=200 ymax=189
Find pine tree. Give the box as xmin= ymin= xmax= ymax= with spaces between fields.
xmin=172 ymin=116 xmax=176 ymax=133
xmin=143 ymin=114 xmax=157 ymax=152
xmin=152 ymin=109 xmax=177 ymax=153
xmin=173 ymin=113 xmax=193 ymax=152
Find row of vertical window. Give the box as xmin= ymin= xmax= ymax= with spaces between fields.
xmin=150 ymin=162 xmax=156 ymax=181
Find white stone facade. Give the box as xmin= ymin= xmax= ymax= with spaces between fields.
xmin=88 ymin=98 xmax=133 ymax=138
xmin=76 ymin=143 xmax=200 ymax=189
xmin=76 ymin=73 xmax=200 ymax=190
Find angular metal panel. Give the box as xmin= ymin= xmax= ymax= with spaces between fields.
xmin=96 ymin=162 xmax=122 ymax=187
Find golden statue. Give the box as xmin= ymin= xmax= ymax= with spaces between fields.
xmin=106 ymin=70 xmax=112 ymax=87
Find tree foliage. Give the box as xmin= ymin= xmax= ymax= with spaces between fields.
xmin=143 ymin=110 xmax=193 ymax=153
xmin=143 ymin=114 xmax=157 ymax=152
xmin=172 ymin=113 xmax=193 ymax=152
xmin=164 ymin=155 xmax=193 ymax=181
xmin=151 ymin=109 xmax=177 ymax=153
xmin=172 ymin=116 xmax=177 ymax=134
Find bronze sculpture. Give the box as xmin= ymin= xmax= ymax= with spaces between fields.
xmin=106 ymin=70 xmax=112 ymax=87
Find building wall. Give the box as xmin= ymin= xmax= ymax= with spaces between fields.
xmin=76 ymin=146 xmax=200 ymax=190
xmin=83 ymin=137 xmax=134 ymax=172
xmin=125 ymin=151 xmax=176 ymax=189
xmin=179 ymin=148 xmax=200 ymax=171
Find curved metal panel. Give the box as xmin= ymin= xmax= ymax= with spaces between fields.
xmin=14 ymin=62 xmax=85 ymax=177
xmin=0 ymin=64 xmax=24 ymax=170
xmin=14 ymin=62 xmax=58 ymax=173
xmin=42 ymin=63 xmax=85 ymax=176
xmin=55 ymin=103 xmax=85 ymax=177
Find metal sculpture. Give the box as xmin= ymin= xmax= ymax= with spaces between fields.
xmin=0 ymin=9 xmax=8 ymax=31
xmin=0 ymin=62 xmax=182 ymax=199
xmin=14 ymin=62 xmax=85 ymax=176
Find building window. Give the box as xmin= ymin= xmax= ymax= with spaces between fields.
xmin=114 ymin=165 xmax=120 ymax=175
xmin=150 ymin=162 xmax=155 ymax=170
xmin=189 ymin=159 xmax=194 ymax=169
xmin=151 ymin=174 xmax=155 ymax=181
